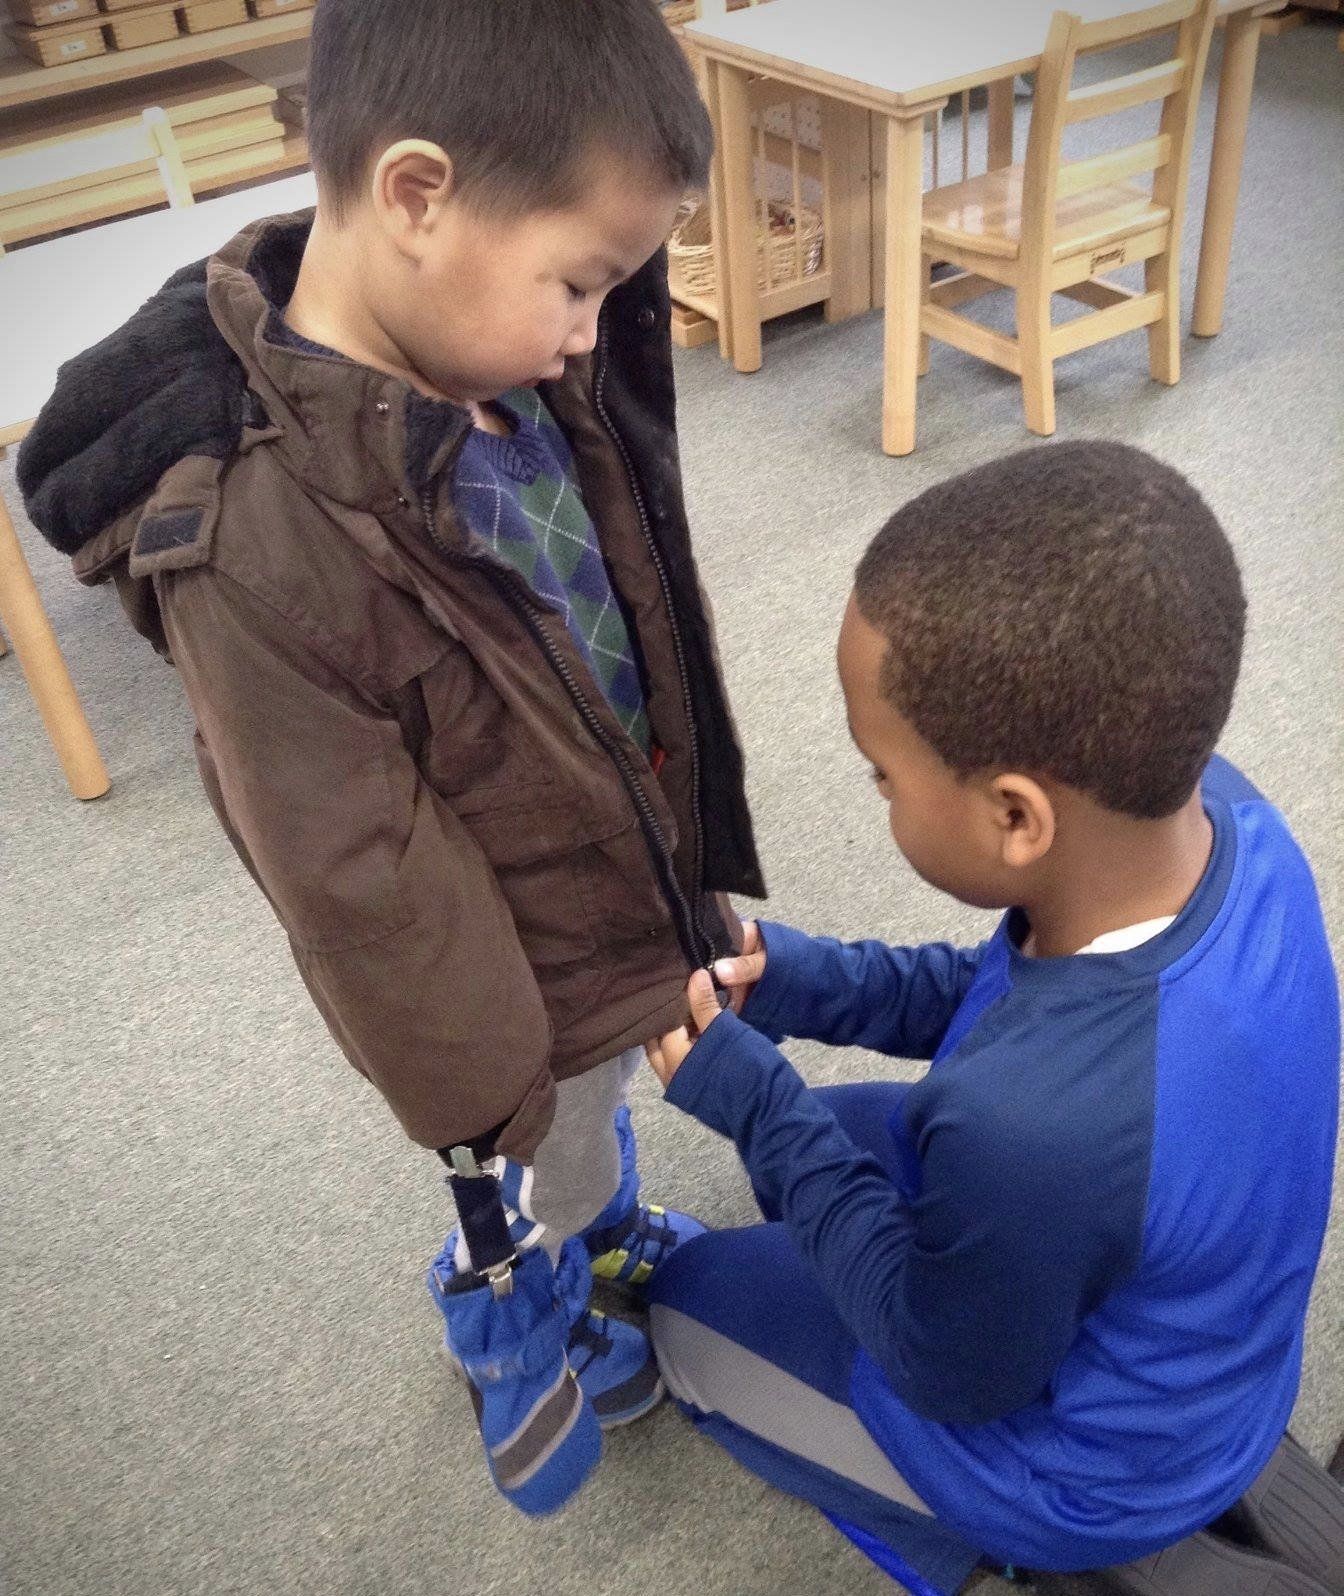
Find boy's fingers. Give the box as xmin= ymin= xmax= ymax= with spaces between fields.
xmin=688 ymin=968 xmax=724 ymax=1033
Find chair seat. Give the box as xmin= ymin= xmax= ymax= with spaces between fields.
xmin=921 ymin=163 xmax=1171 ymax=261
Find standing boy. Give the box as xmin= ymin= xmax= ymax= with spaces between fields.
xmin=20 ymin=0 xmax=762 ymax=1515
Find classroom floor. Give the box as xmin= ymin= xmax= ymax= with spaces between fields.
xmin=2 ymin=23 xmax=1341 ymax=1596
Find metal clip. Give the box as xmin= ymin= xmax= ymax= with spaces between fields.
xmin=483 ymin=1257 xmax=516 ymax=1300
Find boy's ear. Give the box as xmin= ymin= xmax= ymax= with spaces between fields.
xmin=988 ymin=772 xmax=1056 ymax=869
xmin=371 ymin=140 xmax=456 ymax=254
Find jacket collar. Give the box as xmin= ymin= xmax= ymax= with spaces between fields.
xmin=206 ymin=210 xmax=465 ymax=516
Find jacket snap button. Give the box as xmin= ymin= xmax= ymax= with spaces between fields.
xmin=375 ymin=400 xmax=390 ymax=416
xmin=636 ymin=306 xmax=657 ymax=333
xmin=396 ymin=495 xmax=410 ymax=509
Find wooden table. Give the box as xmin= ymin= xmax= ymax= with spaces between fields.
xmin=685 ymin=0 xmax=1281 ymax=455
xmin=0 ymin=171 xmax=317 ymax=797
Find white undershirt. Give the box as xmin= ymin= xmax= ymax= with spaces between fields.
xmin=1024 ymin=915 xmax=1176 ymax=958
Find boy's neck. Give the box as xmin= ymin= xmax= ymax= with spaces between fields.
xmin=284 ymin=212 xmax=470 ymax=411
xmin=1022 ymin=788 xmax=1214 ymax=959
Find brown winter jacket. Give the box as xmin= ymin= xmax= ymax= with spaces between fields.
xmin=18 ymin=212 xmax=764 ymax=1160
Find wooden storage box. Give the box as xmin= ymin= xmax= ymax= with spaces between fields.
xmin=104 ymin=2 xmax=179 ymax=46
xmin=7 ymin=15 xmax=107 ymax=63
xmin=5 ymin=0 xmax=97 ymax=26
xmin=178 ymin=0 xmax=245 ymax=30
xmin=276 ymin=79 xmax=305 ymax=127
xmin=248 ymin=0 xmax=311 ymax=15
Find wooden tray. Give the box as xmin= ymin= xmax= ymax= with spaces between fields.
xmin=105 ymin=5 xmax=177 ymax=45
xmin=178 ymin=0 xmax=245 ymax=31
xmin=6 ymin=16 xmax=107 ymax=63
xmin=5 ymin=0 xmax=97 ymax=26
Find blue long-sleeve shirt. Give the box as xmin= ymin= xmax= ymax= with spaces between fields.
xmin=665 ymin=758 xmax=1339 ymax=1570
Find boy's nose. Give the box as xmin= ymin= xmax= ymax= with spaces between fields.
xmin=561 ymin=308 xmax=602 ymax=359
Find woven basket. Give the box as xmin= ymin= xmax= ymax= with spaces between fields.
xmin=668 ymin=199 xmax=823 ymax=299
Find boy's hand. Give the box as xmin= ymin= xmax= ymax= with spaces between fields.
xmin=646 ymin=970 xmax=729 ymax=1087
xmin=712 ymin=920 xmax=766 ymax=1013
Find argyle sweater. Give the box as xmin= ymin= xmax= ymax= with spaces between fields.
xmin=452 ymin=387 xmax=650 ymax=751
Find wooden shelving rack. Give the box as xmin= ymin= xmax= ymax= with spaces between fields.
xmin=0 ymin=9 xmax=313 ymax=112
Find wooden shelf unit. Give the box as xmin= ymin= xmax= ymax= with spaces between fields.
xmin=0 ymin=9 xmax=313 ymax=112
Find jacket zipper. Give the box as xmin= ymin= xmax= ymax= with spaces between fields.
xmin=592 ymin=310 xmax=712 ymax=954
xmin=418 ymin=487 xmax=711 ymax=972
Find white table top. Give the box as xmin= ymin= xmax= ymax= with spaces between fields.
xmin=685 ymin=0 xmax=1273 ymax=109
xmin=1 ymin=171 xmax=317 ymax=436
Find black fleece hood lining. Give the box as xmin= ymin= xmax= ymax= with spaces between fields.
xmin=18 ymin=220 xmax=311 ymax=557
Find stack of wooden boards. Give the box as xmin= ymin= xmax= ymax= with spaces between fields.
xmin=0 ymin=61 xmax=293 ymax=245
xmin=4 ymin=0 xmax=313 ymax=68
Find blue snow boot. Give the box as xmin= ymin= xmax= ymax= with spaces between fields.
xmin=582 ymin=1106 xmax=707 ymax=1290
xmin=567 ymin=1308 xmax=665 ymax=1428
xmin=427 ymin=1238 xmax=601 ymax=1516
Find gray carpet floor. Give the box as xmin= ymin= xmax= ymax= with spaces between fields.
xmin=2 ymin=23 xmax=1342 ymax=1596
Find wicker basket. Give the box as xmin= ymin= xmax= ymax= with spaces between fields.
xmin=668 ymin=199 xmax=823 ymax=300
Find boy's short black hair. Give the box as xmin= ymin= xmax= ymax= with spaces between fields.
xmin=306 ymin=0 xmax=712 ymax=220
xmin=854 ymin=443 xmax=1246 ymax=820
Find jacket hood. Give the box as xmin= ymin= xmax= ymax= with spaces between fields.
xmin=17 ymin=218 xmax=310 ymax=557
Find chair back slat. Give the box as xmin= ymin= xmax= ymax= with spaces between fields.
xmin=1056 ymin=132 xmax=1172 ymax=198
xmin=1064 ymin=58 xmax=1187 ymax=124
xmin=1073 ymin=0 xmax=1198 ymax=51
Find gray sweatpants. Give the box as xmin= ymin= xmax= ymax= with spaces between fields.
xmin=452 ymin=1048 xmax=642 ymax=1268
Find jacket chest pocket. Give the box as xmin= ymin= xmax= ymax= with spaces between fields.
xmin=411 ymin=645 xmax=556 ymax=813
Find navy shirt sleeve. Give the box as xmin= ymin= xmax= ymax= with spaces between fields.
xmin=670 ymin=1009 xmax=1140 ymax=1426
xmin=742 ymin=921 xmax=987 ymax=1059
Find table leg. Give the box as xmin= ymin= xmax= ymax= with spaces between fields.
xmin=708 ymin=57 xmax=762 ymax=373
xmin=0 ymin=476 xmax=110 ymax=800
xmin=987 ymin=77 xmax=1015 ymax=169
xmin=690 ymin=45 xmax=733 ymax=364
xmin=882 ymin=111 xmax=929 ymax=457
xmin=1192 ymin=8 xmax=1265 ymax=338
xmin=820 ymin=98 xmax=874 ymax=323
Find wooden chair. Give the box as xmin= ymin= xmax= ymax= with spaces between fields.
xmin=916 ymin=0 xmax=1219 ymax=436
xmin=0 ymin=105 xmax=193 ymax=258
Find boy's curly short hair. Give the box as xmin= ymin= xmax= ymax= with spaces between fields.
xmin=853 ymin=443 xmax=1246 ymax=819
xmin=306 ymin=0 xmax=712 ymax=221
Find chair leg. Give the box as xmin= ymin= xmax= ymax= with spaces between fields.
xmin=1147 ymin=250 xmax=1181 ymax=386
xmin=1017 ymin=284 xmax=1056 ymax=437
xmin=918 ymin=254 xmax=932 ymax=378
xmin=0 ymin=488 xmax=110 ymax=800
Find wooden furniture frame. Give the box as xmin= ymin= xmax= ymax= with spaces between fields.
xmin=0 ymin=171 xmax=316 ymax=799
xmin=0 ymin=103 xmax=193 ymax=255
xmin=0 ymin=422 xmax=109 ymax=799
xmin=685 ymin=0 xmax=1285 ymax=456
xmin=919 ymin=0 xmax=1219 ymax=436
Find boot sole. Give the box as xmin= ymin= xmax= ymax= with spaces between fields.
xmin=1215 ymin=1435 xmax=1344 ymax=1596
xmin=594 ymin=1374 xmax=666 ymax=1430
xmin=1035 ymin=1530 xmax=1334 ymax=1596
